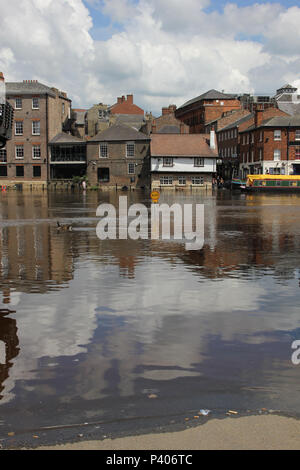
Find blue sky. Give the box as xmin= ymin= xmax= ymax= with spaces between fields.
xmin=1 ymin=0 xmax=300 ymax=112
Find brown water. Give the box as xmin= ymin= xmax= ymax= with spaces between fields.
xmin=0 ymin=189 xmax=299 ymax=447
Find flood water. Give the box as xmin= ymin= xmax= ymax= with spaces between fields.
xmin=0 ymin=189 xmax=299 ymax=446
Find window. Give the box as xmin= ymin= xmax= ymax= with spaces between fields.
xmin=33 ymin=166 xmax=41 ymax=178
xmin=62 ymin=103 xmax=65 ymax=114
xmin=99 ymin=143 xmax=108 ymax=158
xmin=15 ymin=121 xmax=23 ymax=135
xmin=178 ymin=175 xmax=186 ymax=185
xmin=32 ymin=97 xmax=39 ymax=109
xmin=0 ymin=148 xmax=7 ymax=162
xmin=251 ymin=133 xmax=254 ymax=143
xmin=259 ymin=131 xmax=263 ymax=142
xmin=128 ymin=163 xmax=135 ymax=174
xmin=32 ymin=121 xmax=40 ymax=135
xmin=15 ymin=145 xmax=24 ymax=159
xmin=274 ymin=149 xmax=281 ymax=161
xmin=295 ymin=130 xmax=300 ymax=141
xmin=126 ymin=142 xmax=135 ymax=157
xmin=160 ymin=176 xmax=173 ymax=185
xmin=194 ymin=157 xmax=204 ymax=167
xmin=16 ymin=165 xmax=24 ymax=177
xmin=98 ymin=109 xmax=105 ymax=119
xmin=0 ymin=166 xmax=7 ymax=177
xmin=163 ymin=157 xmax=173 ymax=167
xmin=32 ymin=145 xmax=41 ymax=159
xmin=191 ymin=176 xmax=204 ymax=185
xmin=259 ymin=148 xmax=263 ymax=160
xmin=274 ymin=130 xmax=281 ymax=141
xmin=15 ymin=98 xmax=22 ymax=109
xmin=295 ymin=147 xmax=300 ymax=159
xmin=251 ymin=150 xmax=254 ymax=162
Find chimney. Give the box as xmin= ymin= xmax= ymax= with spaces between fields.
xmin=169 ymin=104 xmax=177 ymax=114
xmin=162 ymin=107 xmax=168 ymax=115
xmin=152 ymin=122 xmax=157 ymax=134
xmin=122 ymin=95 xmax=125 ymax=102
xmin=210 ymin=130 xmax=216 ymax=149
xmin=117 ymin=97 xmax=122 ymax=104
xmin=0 ymin=72 xmax=4 ymax=82
xmin=127 ymin=94 xmax=133 ymax=104
xmin=255 ymin=109 xmax=264 ymax=128
xmin=180 ymin=122 xmax=185 ymax=134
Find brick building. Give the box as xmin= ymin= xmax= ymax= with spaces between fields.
xmin=175 ymin=89 xmax=241 ymax=133
xmin=86 ymin=124 xmax=150 ymax=189
xmin=141 ymin=104 xmax=190 ymax=135
xmin=110 ymin=94 xmax=144 ymax=116
xmin=239 ymin=111 xmax=300 ymax=178
xmin=0 ymin=80 xmax=71 ymax=187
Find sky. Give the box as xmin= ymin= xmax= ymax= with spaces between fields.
xmin=1 ymin=0 xmax=300 ymax=115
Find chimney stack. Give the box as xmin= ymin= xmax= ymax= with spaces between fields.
xmin=127 ymin=94 xmax=133 ymax=104
xmin=255 ymin=109 xmax=264 ymax=128
xmin=210 ymin=130 xmax=216 ymax=149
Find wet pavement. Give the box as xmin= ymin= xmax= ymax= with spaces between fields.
xmin=0 ymin=189 xmax=299 ymax=448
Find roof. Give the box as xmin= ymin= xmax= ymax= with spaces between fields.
xmin=277 ymin=102 xmax=300 ymax=116
xmin=6 ymin=81 xmax=70 ymax=100
xmin=277 ymin=94 xmax=293 ymax=102
xmin=150 ymin=134 xmax=218 ymax=157
xmin=240 ymin=114 xmax=300 ymax=132
xmin=72 ymin=110 xmax=86 ymax=126
xmin=114 ymin=114 xmax=145 ymax=130
xmin=178 ymin=89 xmax=237 ymax=109
xmin=89 ymin=124 xmax=150 ymax=142
xmin=220 ymin=113 xmax=254 ymax=131
xmin=157 ymin=125 xmax=180 ymax=134
xmin=49 ymin=132 xmax=85 ymax=144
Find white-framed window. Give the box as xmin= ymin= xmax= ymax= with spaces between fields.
xmin=251 ymin=132 xmax=254 ymax=143
xmin=163 ymin=157 xmax=173 ymax=167
xmin=194 ymin=157 xmax=204 ymax=167
xmin=160 ymin=176 xmax=173 ymax=185
xmin=15 ymin=98 xmax=22 ymax=109
xmin=0 ymin=148 xmax=7 ymax=162
xmin=251 ymin=150 xmax=254 ymax=162
xmin=15 ymin=121 xmax=23 ymax=135
xmin=191 ymin=176 xmax=204 ymax=185
xmin=126 ymin=142 xmax=135 ymax=157
xmin=99 ymin=143 xmax=108 ymax=158
xmin=15 ymin=145 xmax=24 ymax=159
xmin=259 ymin=131 xmax=263 ymax=142
xmin=32 ymin=145 xmax=41 ymax=159
xmin=295 ymin=147 xmax=300 ymax=159
xmin=274 ymin=130 xmax=281 ymax=141
xmin=259 ymin=148 xmax=263 ymax=160
xmin=32 ymin=121 xmax=40 ymax=135
xmin=32 ymin=97 xmax=39 ymax=109
xmin=178 ymin=175 xmax=186 ymax=185
xmin=295 ymin=130 xmax=300 ymax=141
xmin=274 ymin=149 xmax=281 ymax=161
xmin=128 ymin=162 xmax=135 ymax=174
xmin=62 ymin=103 xmax=65 ymax=114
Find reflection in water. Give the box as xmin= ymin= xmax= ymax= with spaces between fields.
xmin=0 ymin=191 xmax=300 ymax=439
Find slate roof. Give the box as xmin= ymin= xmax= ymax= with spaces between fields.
xmin=72 ymin=110 xmax=86 ymax=126
xmin=150 ymin=134 xmax=218 ymax=157
xmin=220 ymin=113 xmax=254 ymax=131
xmin=240 ymin=114 xmax=300 ymax=132
xmin=6 ymin=81 xmax=69 ymax=100
xmin=278 ymin=102 xmax=300 ymax=116
xmin=89 ymin=124 xmax=150 ymax=142
xmin=114 ymin=114 xmax=145 ymax=130
xmin=157 ymin=125 xmax=180 ymax=134
xmin=178 ymin=89 xmax=237 ymax=109
xmin=49 ymin=133 xmax=85 ymax=144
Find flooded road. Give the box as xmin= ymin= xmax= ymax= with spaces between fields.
xmin=0 ymin=189 xmax=299 ymax=447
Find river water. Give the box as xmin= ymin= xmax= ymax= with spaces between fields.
xmin=0 ymin=189 xmax=299 ymax=446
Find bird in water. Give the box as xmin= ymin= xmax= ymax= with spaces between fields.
xmin=57 ymin=221 xmax=73 ymax=231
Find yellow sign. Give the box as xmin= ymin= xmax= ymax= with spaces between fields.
xmin=150 ymin=190 xmax=160 ymax=203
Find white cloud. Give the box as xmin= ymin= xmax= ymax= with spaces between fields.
xmin=0 ymin=0 xmax=300 ymax=113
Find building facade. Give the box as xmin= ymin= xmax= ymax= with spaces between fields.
xmin=239 ymin=112 xmax=300 ymax=177
xmin=175 ymin=89 xmax=241 ymax=133
xmin=86 ymin=124 xmax=150 ymax=189
xmin=150 ymin=132 xmax=218 ymax=189
xmin=0 ymin=80 xmax=71 ymax=187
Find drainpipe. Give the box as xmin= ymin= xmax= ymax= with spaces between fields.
xmin=46 ymin=94 xmax=49 ymax=183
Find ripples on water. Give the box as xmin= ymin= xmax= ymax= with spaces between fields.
xmin=0 ymin=190 xmax=300 ymax=443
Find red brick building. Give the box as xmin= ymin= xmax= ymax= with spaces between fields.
xmin=175 ymin=89 xmax=241 ymax=133
xmin=141 ymin=104 xmax=190 ymax=135
xmin=110 ymin=94 xmax=144 ymax=116
xmin=239 ymin=110 xmax=300 ymax=178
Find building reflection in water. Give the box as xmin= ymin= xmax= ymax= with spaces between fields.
xmin=0 ymin=191 xmax=300 ymax=423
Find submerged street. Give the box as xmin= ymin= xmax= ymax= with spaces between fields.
xmin=0 ymin=190 xmax=299 ymax=447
